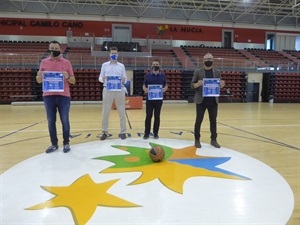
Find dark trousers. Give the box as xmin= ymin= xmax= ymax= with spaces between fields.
xmin=144 ymin=100 xmax=163 ymax=136
xmin=43 ymin=95 xmax=71 ymax=145
xmin=194 ymin=101 xmax=218 ymax=141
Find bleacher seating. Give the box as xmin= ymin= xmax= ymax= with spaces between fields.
xmin=0 ymin=41 xmax=49 ymax=54
xmin=151 ymin=49 xmax=182 ymax=69
xmin=245 ymin=48 xmax=293 ymax=70
xmin=283 ymin=50 xmax=300 ymax=59
xmin=0 ymin=41 xmax=50 ymax=68
xmin=181 ymin=46 xmax=249 ymax=69
xmin=0 ymin=68 xmax=38 ymax=103
xmin=1 ymin=40 xmax=299 ymax=71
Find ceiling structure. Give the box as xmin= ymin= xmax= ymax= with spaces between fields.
xmin=0 ymin=0 xmax=299 ymax=28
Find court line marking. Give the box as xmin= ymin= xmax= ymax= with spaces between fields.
xmin=0 ymin=121 xmax=44 ymax=139
xmin=125 ymin=111 xmax=132 ymax=129
xmin=1 ymin=127 xmax=298 ymax=152
xmin=218 ymin=122 xmax=300 ymax=151
xmin=1 ymin=123 xmax=299 ymax=133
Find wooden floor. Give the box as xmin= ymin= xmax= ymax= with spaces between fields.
xmin=0 ymin=102 xmax=299 ymax=224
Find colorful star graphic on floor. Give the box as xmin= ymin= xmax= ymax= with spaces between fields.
xmin=95 ymin=143 xmax=250 ymax=193
xmin=26 ymin=142 xmax=250 ymax=225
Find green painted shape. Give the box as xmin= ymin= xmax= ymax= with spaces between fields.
xmin=93 ymin=143 xmax=173 ymax=168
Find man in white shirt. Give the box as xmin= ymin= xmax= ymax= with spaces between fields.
xmin=98 ymin=46 xmax=127 ymax=140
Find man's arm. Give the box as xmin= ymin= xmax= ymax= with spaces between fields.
xmin=121 ymin=64 xmax=127 ymax=84
xmin=142 ymin=74 xmax=148 ymax=93
xmin=36 ymin=70 xmax=43 ymax=83
xmin=142 ymin=84 xmax=148 ymax=93
xmin=163 ymin=84 xmax=168 ymax=92
xmin=163 ymin=75 xmax=168 ymax=92
xmin=215 ymin=69 xmax=225 ymax=88
xmin=64 ymin=61 xmax=76 ymax=84
xmin=64 ymin=72 xmax=76 ymax=85
xmin=191 ymin=69 xmax=202 ymax=89
xmin=99 ymin=63 xmax=106 ymax=83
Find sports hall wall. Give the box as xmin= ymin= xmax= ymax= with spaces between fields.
xmin=1 ymin=17 xmax=299 ymax=48
xmin=1 ymin=18 xmax=266 ymax=42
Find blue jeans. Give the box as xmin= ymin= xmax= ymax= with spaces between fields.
xmin=43 ymin=95 xmax=71 ymax=145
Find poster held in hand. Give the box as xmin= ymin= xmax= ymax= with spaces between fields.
xmin=42 ymin=71 xmax=64 ymax=92
xmin=148 ymin=85 xmax=163 ymax=100
xmin=203 ymin=78 xmax=220 ymax=97
xmin=106 ymin=75 xmax=122 ymax=91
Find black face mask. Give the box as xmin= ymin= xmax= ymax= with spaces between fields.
xmin=152 ymin=66 xmax=160 ymax=71
xmin=50 ymin=50 xmax=61 ymax=57
xmin=204 ymin=61 xmax=213 ymax=67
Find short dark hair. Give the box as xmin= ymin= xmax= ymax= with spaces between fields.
xmin=109 ymin=46 xmax=118 ymax=52
xmin=152 ymin=59 xmax=160 ymax=64
xmin=49 ymin=40 xmax=61 ymax=47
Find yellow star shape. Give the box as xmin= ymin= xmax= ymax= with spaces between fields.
xmin=26 ymin=174 xmax=140 ymax=225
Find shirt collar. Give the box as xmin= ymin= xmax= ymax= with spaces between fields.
xmin=49 ymin=56 xmax=63 ymax=61
xmin=109 ymin=61 xmax=119 ymax=65
xmin=151 ymin=72 xmax=160 ymax=76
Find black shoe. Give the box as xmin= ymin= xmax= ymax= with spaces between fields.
xmin=120 ymin=133 xmax=126 ymax=140
xmin=195 ymin=140 xmax=201 ymax=148
xmin=100 ymin=132 xmax=108 ymax=140
xmin=143 ymin=135 xmax=149 ymax=140
xmin=63 ymin=144 xmax=71 ymax=153
xmin=45 ymin=145 xmax=58 ymax=153
xmin=154 ymin=134 xmax=159 ymax=139
xmin=211 ymin=140 xmax=221 ymax=148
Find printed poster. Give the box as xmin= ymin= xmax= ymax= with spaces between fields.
xmin=148 ymin=85 xmax=163 ymax=100
xmin=202 ymin=78 xmax=220 ymax=97
xmin=106 ymin=76 xmax=122 ymax=91
xmin=42 ymin=71 xmax=64 ymax=92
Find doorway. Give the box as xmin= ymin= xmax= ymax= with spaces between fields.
xmin=112 ymin=24 xmax=132 ymax=42
xmin=266 ymin=33 xmax=275 ymax=50
xmin=222 ymin=30 xmax=233 ymax=48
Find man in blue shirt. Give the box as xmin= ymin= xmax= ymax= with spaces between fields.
xmin=142 ymin=60 xmax=168 ymax=139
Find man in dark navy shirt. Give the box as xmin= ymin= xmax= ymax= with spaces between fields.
xmin=142 ymin=60 xmax=168 ymax=139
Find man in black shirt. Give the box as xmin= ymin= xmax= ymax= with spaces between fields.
xmin=191 ymin=53 xmax=225 ymax=148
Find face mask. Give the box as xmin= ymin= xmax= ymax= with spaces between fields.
xmin=51 ymin=50 xmax=61 ymax=57
xmin=152 ymin=66 xmax=160 ymax=71
xmin=110 ymin=54 xmax=118 ymax=60
xmin=204 ymin=61 xmax=213 ymax=67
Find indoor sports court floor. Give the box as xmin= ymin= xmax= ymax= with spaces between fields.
xmin=0 ymin=102 xmax=299 ymax=225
